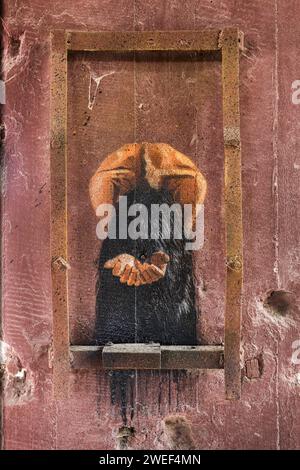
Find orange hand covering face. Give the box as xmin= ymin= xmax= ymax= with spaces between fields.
xmin=89 ymin=142 xmax=207 ymax=232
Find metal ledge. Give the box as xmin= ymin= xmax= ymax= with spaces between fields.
xmin=70 ymin=344 xmax=224 ymax=370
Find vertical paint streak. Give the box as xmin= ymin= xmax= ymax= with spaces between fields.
xmin=273 ymin=0 xmax=280 ymax=290
xmin=133 ymin=0 xmax=137 ymax=344
xmin=275 ymin=338 xmax=280 ymax=449
xmin=274 ymin=0 xmax=281 ymax=451
xmin=133 ymin=0 xmax=138 ymax=420
xmin=0 ymin=0 xmax=4 ymax=447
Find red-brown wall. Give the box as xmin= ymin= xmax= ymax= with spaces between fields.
xmin=1 ymin=0 xmax=300 ymax=449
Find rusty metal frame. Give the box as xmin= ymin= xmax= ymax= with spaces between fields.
xmin=50 ymin=29 xmax=243 ymax=400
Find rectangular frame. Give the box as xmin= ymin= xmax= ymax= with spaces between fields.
xmin=50 ymin=29 xmax=243 ymax=400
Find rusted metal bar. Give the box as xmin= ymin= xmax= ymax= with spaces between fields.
xmin=102 ymin=343 xmax=161 ymax=369
xmin=66 ymin=30 xmax=222 ymax=52
xmin=161 ymin=345 xmax=224 ymax=369
xmin=50 ymin=30 xmax=69 ymax=399
xmin=70 ymin=346 xmax=103 ymax=369
xmin=221 ymin=28 xmax=243 ymax=400
xmin=70 ymin=344 xmax=224 ymax=370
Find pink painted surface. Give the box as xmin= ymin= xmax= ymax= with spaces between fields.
xmin=2 ymin=0 xmax=300 ymax=449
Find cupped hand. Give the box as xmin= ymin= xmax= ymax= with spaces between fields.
xmin=104 ymin=251 xmax=170 ymax=287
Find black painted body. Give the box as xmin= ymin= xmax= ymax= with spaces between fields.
xmin=95 ymin=185 xmax=198 ymax=346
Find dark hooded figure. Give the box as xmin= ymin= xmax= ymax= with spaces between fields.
xmin=95 ymin=183 xmax=197 ymax=346
xmin=89 ymin=143 xmax=207 ymax=423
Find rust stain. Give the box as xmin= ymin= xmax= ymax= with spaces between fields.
xmin=221 ymin=28 xmax=243 ymax=400
xmin=50 ymin=30 xmax=69 ymax=399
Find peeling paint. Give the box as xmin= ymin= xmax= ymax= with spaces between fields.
xmin=159 ymin=415 xmax=195 ymax=450
xmin=0 ymin=341 xmax=34 ymax=406
xmin=85 ymin=67 xmax=116 ymax=111
xmin=253 ymin=298 xmax=297 ymax=331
